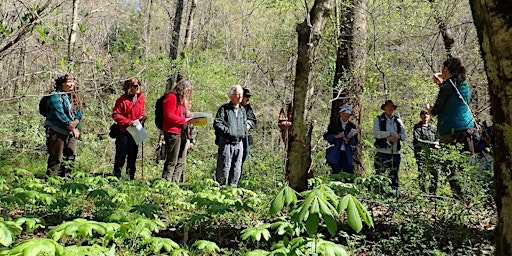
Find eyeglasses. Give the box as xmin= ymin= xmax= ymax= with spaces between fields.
xmin=131 ymin=84 xmax=140 ymax=88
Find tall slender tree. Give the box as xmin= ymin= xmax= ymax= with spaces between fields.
xmin=287 ymin=0 xmax=334 ymax=192
xmin=67 ymin=0 xmax=80 ymax=64
xmin=468 ymin=1 xmax=512 ymax=255
xmin=166 ymin=0 xmax=186 ymax=91
xmin=330 ymin=0 xmax=367 ymax=174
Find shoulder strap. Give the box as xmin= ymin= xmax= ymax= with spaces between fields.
xmin=448 ymin=79 xmax=478 ymax=128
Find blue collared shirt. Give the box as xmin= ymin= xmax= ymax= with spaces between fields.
xmin=44 ymin=89 xmax=82 ymax=135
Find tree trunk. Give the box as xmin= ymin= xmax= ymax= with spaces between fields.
xmin=286 ymin=0 xmax=334 ymax=192
xmin=68 ymin=0 xmax=80 ymax=63
xmin=331 ymin=0 xmax=367 ymax=175
xmin=144 ymin=0 xmax=154 ymax=60
xmin=468 ymin=1 xmax=512 ymax=255
xmin=184 ymin=0 xmax=197 ymax=48
xmin=428 ymin=0 xmax=455 ymax=57
xmin=166 ymin=0 xmax=185 ymax=91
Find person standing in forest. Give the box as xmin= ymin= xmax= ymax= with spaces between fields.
xmin=213 ymin=85 xmax=247 ymax=187
xmin=413 ymin=109 xmax=439 ymax=193
xmin=44 ymin=74 xmax=83 ymax=177
xmin=162 ymin=79 xmax=195 ymax=182
xmin=429 ymin=57 xmax=475 ymax=153
xmin=175 ymin=109 xmax=196 ymax=182
xmin=373 ymin=100 xmax=407 ymax=197
xmin=324 ymin=104 xmax=358 ymax=175
xmin=428 ymin=57 xmax=475 ymax=195
xmin=241 ymin=88 xmax=257 ymax=169
xmin=111 ymin=78 xmax=146 ymax=180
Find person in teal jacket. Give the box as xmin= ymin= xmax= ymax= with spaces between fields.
xmin=429 ymin=57 xmax=475 ymax=153
xmin=323 ymin=104 xmax=358 ymax=174
xmin=44 ymin=74 xmax=83 ymax=177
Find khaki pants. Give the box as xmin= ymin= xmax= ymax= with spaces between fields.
xmin=46 ymin=128 xmax=78 ymax=177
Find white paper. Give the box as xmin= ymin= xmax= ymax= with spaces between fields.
xmin=190 ymin=111 xmax=213 ymax=126
xmin=347 ymin=128 xmax=358 ymax=139
xmin=126 ymin=120 xmax=148 ymax=145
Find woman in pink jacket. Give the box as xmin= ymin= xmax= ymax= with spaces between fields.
xmin=112 ymin=78 xmax=146 ymax=180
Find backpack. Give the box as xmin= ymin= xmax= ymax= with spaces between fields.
xmin=154 ymin=93 xmax=170 ymax=130
xmin=39 ymin=95 xmax=51 ymax=117
xmin=39 ymin=92 xmax=62 ymax=117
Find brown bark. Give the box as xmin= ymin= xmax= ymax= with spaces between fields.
xmin=286 ymin=0 xmax=334 ymax=192
xmin=167 ymin=0 xmax=186 ymax=91
xmin=428 ymin=0 xmax=455 ymax=57
xmin=468 ymin=1 xmax=512 ymax=255
xmin=331 ymin=0 xmax=367 ymax=175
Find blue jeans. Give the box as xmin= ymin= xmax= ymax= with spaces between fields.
xmin=114 ymin=132 xmax=138 ymax=180
xmin=374 ymin=152 xmax=401 ymax=189
xmin=216 ymin=137 xmax=243 ymax=187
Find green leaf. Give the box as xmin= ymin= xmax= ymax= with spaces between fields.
xmin=8 ymin=238 xmax=64 ymax=256
xmin=241 ymin=224 xmax=271 ymax=242
xmin=323 ymin=213 xmax=337 ymax=237
xmin=338 ymin=194 xmax=350 ymax=213
xmin=283 ymin=186 xmax=297 ymax=205
xmin=305 ymin=213 xmax=319 ymax=236
xmin=354 ymin=198 xmax=374 ymax=228
xmin=345 ymin=195 xmax=363 ymax=233
xmin=245 ymin=249 xmax=270 ymax=256
xmin=193 ymin=240 xmax=220 ymax=253
xmin=317 ymin=240 xmax=349 ymax=256
xmin=147 ymin=237 xmax=180 ymax=253
xmin=269 ymin=188 xmax=285 ymax=215
xmin=87 ymin=189 xmax=110 ymax=200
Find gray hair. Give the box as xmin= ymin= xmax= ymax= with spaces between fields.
xmin=228 ymin=84 xmax=243 ymax=97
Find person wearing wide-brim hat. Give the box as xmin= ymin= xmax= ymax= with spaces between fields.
xmin=381 ymin=100 xmax=398 ymax=110
xmin=323 ymin=103 xmax=358 ymax=175
xmin=373 ymin=99 xmax=407 ymax=197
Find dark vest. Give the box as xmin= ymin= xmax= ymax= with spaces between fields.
xmin=374 ymin=113 xmax=403 ymax=151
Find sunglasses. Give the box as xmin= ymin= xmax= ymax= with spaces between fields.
xmin=131 ymin=84 xmax=140 ymax=88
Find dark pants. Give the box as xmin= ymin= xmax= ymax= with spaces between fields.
xmin=415 ymin=150 xmax=438 ymax=194
xmin=113 ymin=132 xmax=139 ymax=180
xmin=162 ymin=132 xmax=181 ymax=182
xmin=216 ymin=137 xmax=243 ymax=187
xmin=241 ymin=134 xmax=251 ymax=169
xmin=374 ymin=152 xmax=401 ymax=189
xmin=175 ymin=139 xmax=189 ymax=182
xmin=46 ymin=128 xmax=78 ymax=177
xmin=329 ymin=152 xmax=352 ymax=175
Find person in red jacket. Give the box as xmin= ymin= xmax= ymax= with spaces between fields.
xmin=112 ymin=78 xmax=146 ymax=180
xmin=162 ymin=79 xmax=195 ymax=182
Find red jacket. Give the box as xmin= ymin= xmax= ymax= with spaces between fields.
xmin=112 ymin=92 xmax=146 ymax=132
xmin=163 ymin=93 xmax=187 ymax=134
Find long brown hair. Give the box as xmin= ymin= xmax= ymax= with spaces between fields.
xmin=443 ymin=57 xmax=466 ymax=82
xmin=172 ymin=79 xmax=192 ymax=108
xmin=55 ymin=73 xmax=82 ymax=111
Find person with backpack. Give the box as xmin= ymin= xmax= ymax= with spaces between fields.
xmin=373 ymin=99 xmax=407 ymax=197
xmin=43 ymin=74 xmax=83 ymax=177
xmin=428 ymin=57 xmax=475 ymax=195
xmin=324 ymin=104 xmax=358 ymax=175
xmin=111 ymin=78 xmax=146 ymax=180
xmin=213 ymin=85 xmax=247 ymax=187
xmin=160 ymin=79 xmax=195 ymax=182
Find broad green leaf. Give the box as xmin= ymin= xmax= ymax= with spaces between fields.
xmin=338 ymin=194 xmax=350 ymax=213
xmin=171 ymin=248 xmax=190 ymax=256
xmin=317 ymin=240 xmax=349 ymax=256
xmin=193 ymin=240 xmax=220 ymax=253
xmin=241 ymin=224 xmax=271 ymax=242
xmin=283 ymin=186 xmax=297 ymax=205
xmin=345 ymin=195 xmax=363 ymax=233
xmin=310 ymin=198 xmax=320 ymax=214
xmin=305 ymin=213 xmax=319 ymax=236
xmin=323 ymin=213 xmax=337 ymax=237
xmin=354 ymin=198 xmax=374 ymax=228
xmin=245 ymin=249 xmax=270 ymax=256
xmin=8 ymin=238 xmax=64 ymax=256
xmin=269 ymin=188 xmax=285 ymax=215
xmin=87 ymin=189 xmax=110 ymax=199
xmin=147 ymin=237 xmax=179 ymax=253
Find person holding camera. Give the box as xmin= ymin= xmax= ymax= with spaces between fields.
xmin=373 ymin=100 xmax=407 ymax=197
xmin=44 ymin=74 xmax=83 ymax=177
xmin=112 ymin=78 xmax=146 ymax=180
